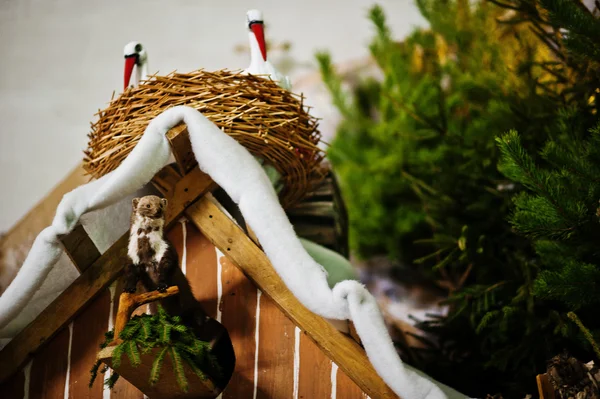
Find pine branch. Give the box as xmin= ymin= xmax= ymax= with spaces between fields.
xmin=149 ymin=347 xmax=169 ymax=386
xmin=534 ymin=261 xmax=600 ymax=307
xmin=125 ymin=341 xmax=141 ymax=367
xmin=119 ymin=319 xmax=142 ymax=340
xmin=316 ymin=52 xmax=354 ymax=119
xmin=169 ymin=347 xmax=188 ymax=392
xmin=101 ymin=331 xmax=114 ymax=349
xmin=368 ymin=5 xmax=391 ymax=43
xmin=316 ymin=2 xmax=600 ymax=395
xmin=497 ymin=131 xmax=580 ymax=226
xmin=385 ymin=93 xmax=447 ymax=136
xmin=141 ymin=317 xmax=152 ymax=340
xmin=568 ymin=312 xmax=600 ymax=360
xmin=105 ymin=372 xmax=120 ymax=389
xmin=181 ymin=352 xmax=208 ymax=381
xmin=89 ymin=360 xmax=102 ymax=388
xmin=159 ymin=324 xmax=172 ymax=343
xmin=540 ymin=0 xmax=600 ymax=37
xmin=112 ymin=341 xmax=126 ymax=369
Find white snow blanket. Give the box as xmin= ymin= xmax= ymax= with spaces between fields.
xmin=0 ymin=106 xmax=465 ymax=399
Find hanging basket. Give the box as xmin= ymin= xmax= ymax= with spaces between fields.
xmin=83 ymin=69 xmax=327 ymax=207
xmin=97 ymin=286 xmax=235 ymax=399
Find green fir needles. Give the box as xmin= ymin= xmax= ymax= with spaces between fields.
xmin=319 ymin=0 xmax=600 ymax=396
xmin=89 ymin=305 xmax=220 ymax=392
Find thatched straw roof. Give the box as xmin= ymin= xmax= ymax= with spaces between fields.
xmin=84 ymin=69 xmax=327 ymax=207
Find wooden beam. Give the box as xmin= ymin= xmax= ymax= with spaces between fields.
xmin=166 ymin=124 xmax=197 ymax=174
xmin=0 ymin=124 xmax=199 ymax=293
xmin=151 ymin=164 xmax=183 ymax=197
xmin=0 ymin=234 xmax=129 ymax=384
xmin=537 ymin=374 xmax=555 ymax=399
xmin=0 ymin=170 xmax=216 ymax=383
xmin=164 ymin=168 xmax=216 ymax=222
xmin=1 ymin=164 xmax=89 ymax=293
xmin=59 ymin=224 xmax=101 ymax=273
xmin=0 ymin=164 xmax=88 ymax=248
xmin=185 ymin=197 xmax=399 ymax=399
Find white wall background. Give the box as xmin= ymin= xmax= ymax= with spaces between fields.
xmin=0 ymin=0 xmax=426 ymax=232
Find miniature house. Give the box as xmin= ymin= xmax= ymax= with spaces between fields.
xmin=0 ymin=131 xmax=396 ymax=399
xmin=0 ymin=66 xmax=468 ymax=398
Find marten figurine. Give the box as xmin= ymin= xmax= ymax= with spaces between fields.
xmin=125 ymin=195 xmax=175 ymax=293
xmin=124 ymin=195 xmax=235 ymax=387
xmin=124 ymin=195 xmax=208 ymax=326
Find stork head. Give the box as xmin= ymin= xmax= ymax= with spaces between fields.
xmin=247 ymin=9 xmax=267 ymax=61
xmin=123 ymin=41 xmax=147 ymax=90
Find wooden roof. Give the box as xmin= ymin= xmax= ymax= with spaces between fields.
xmin=0 ymin=124 xmax=398 ymax=398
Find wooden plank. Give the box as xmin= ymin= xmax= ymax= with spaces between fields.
xmin=537 ymin=374 xmax=555 ymax=399
xmin=151 ymin=164 xmax=183 ymax=197
xmin=110 ymin=376 xmax=145 ymax=399
xmin=0 ymin=164 xmax=88 ymax=293
xmin=348 ymin=321 xmax=362 ymax=345
xmin=165 ymin=168 xmax=217 ymax=223
xmin=60 ymin=224 xmax=101 ymax=273
xmin=337 ymin=366 xmax=368 ymax=398
xmin=287 ymin=201 xmax=335 ymax=218
xmin=298 ymin=332 xmax=332 ymax=398
xmin=255 ymin=292 xmax=294 ymax=399
xmin=70 ymin=290 xmax=111 ymax=399
xmin=0 ymin=234 xmax=126 ymax=384
xmin=185 ymin=197 xmax=399 ymax=399
xmin=166 ymin=124 xmax=197 ymax=174
xmin=0 ymin=170 xmax=216 ymax=384
xmin=0 ymin=363 xmax=25 ymax=399
xmin=29 ymin=326 xmax=70 ymax=399
xmin=168 ymin=221 xmax=219 ymax=318
xmin=219 ymin=256 xmax=257 ymax=399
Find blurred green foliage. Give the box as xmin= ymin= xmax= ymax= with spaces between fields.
xmin=318 ymin=0 xmax=600 ymax=396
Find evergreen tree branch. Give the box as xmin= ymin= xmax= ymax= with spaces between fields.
xmin=169 ymin=347 xmax=188 ymax=392
xmin=567 ymin=311 xmax=600 ymax=360
xmin=149 ymin=347 xmax=169 ymax=386
xmin=316 ymin=52 xmax=354 ymax=119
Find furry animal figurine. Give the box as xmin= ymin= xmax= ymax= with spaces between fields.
xmin=125 ymin=195 xmax=175 ymax=293
xmin=123 ymin=195 xmax=235 ymax=386
xmin=123 ymin=195 xmax=208 ymax=327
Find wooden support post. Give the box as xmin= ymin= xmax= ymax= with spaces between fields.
xmin=537 ymin=374 xmax=556 ymax=399
xmin=59 ymin=224 xmax=101 ymax=273
xmin=166 ymin=124 xmax=197 ymax=174
xmin=151 ymin=164 xmax=183 ymax=197
xmin=185 ymin=197 xmax=399 ymax=399
xmin=1 ymin=164 xmax=89 ymax=291
xmin=0 ymin=169 xmax=216 ymax=383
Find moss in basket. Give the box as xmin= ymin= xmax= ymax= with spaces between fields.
xmin=89 ymin=305 xmax=221 ymax=392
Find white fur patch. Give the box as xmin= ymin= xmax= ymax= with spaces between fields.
xmin=127 ymin=214 xmax=167 ymax=267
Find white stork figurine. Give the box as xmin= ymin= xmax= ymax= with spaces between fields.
xmin=123 ymin=41 xmax=148 ymax=90
xmin=244 ymin=9 xmax=292 ymax=91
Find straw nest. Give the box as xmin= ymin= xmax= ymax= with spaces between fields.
xmin=83 ymin=69 xmax=326 ymax=208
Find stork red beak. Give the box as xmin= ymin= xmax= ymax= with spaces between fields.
xmin=124 ymin=55 xmax=137 ymax=90
xmin=250 ymin=22 xmax=267 ymax=61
